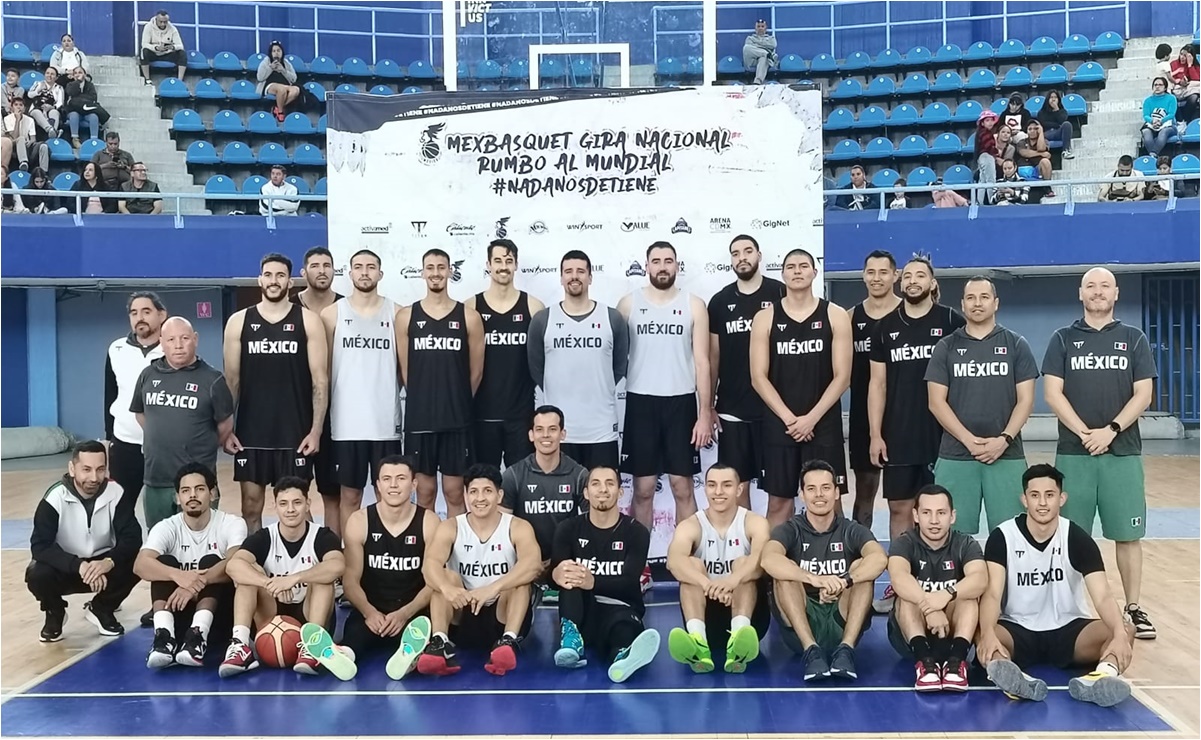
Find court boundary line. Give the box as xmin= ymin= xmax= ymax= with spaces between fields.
xmin=1133 ymin=685 xmax=1199 ymax=735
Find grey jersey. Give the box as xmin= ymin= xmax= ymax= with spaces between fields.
xmin=331 ymin=298 xmax=401 ymax=441
xmin=626 ymin=289 xmax=695 ymax=396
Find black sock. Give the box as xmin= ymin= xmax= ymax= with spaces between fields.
xmin=909 ymin=635 xmax=932 ymax=662
xmin=949 ymin=637 xmax=971 ymax=663
xmin=930 ymin=636 xmax=951 ymax=661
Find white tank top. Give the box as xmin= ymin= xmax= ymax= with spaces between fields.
xmin=331 ymin=298 xmax=401 ymax=441
xmin=144 ymin=510 xmax=247 ymax=571
xmin=541 ymin=302 xmax=618 ymax=444
xmin=998 ymin=517 xmax=1093 ymax=631
xmin=448 ymin=513 xmax=516 ymax=604
xmin=266 ymin=522 xmax=321 ymax=604
xmin=693 ymin=508 xmax=751 ymax=576
xmin=626 ymin=289 xmax=695 ymax=396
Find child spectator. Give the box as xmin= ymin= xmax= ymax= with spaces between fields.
xmin=1170 ymin=46 xmax=1200 ymax=123
xmin=2 ymin=69 xmax=23 ymax=115
xmin=27 ymin=66 xmax=65 ymax=139
xmin=1098 ymin=155 xmax=1145 ymax=202
xmin=974 ymin=110 xmax=1001 ymax=193
xmin=49 ymin=34 xmax=90 ymax=77
xmin=1038 ymin=89 xmax=1075 ymax=159
xmin=1143 ymin=156 xmax=1177 ymax=200
xmin=994 ymin=159 xmax=1028 ymax=205
xmin=889 ymin=177 xmax=908 ymax=209
xmin=1142 ymin=77 xmax=1178 ymax=157
xmin=1155 ymin=44 xmax=1174 ymax=78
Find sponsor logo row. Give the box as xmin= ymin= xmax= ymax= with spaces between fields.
xmin=359 ymin=216 xmax=802 ymax=239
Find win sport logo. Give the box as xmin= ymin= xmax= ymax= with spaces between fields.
xmin=419 ymin=122 xmax=447 ymax=165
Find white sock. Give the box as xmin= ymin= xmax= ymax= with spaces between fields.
xmin=434 ymin=631 xmax=449 ymax=642
xmin=503 ymin=631 xmax=517 ymax=641
xmin=1096 ymin=661 xmax=1120 ymax=678
xmin=152 ymin=611 xmax=175 ymax=633
xmin=730 ymin=615 xmax=751 ymax=631
xmin=686 ymin=619 xmax=707 ymax=641
xmin=191 ymin=609 xmax=214 ymax=639
xmin=232 ymin=624 xmax=251 ymax=645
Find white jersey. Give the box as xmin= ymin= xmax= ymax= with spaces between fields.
xmin=626 ymin=288 xmax=695 ymax=396
xmin=998 ymin=516 xmax=1093 ymax=631
xmin=448 ymin=513 xmax=516 ymax=604
xmin=144 ymin=510 xmax=247 ymax=571
xmin=331 ymin=298 xmax=401 ymax=441
xmin=693 ymin=507 xmax=752 ymax=577
xmin=266 ymin=522 xmax=320 ymax=604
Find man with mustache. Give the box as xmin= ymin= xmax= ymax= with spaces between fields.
xmin=466 ymin=239 xmax=545 ymax=469
xmin=224 ymin=253 xmax=329 ymax=534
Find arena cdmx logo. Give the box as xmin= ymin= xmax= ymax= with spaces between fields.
xmin=419 ymin=122 xmax=446 ymax=165
xmin=625 ymin=262 xmax=647 ymax=277
xmin=709 ymin=217 xmax=731 ymax=233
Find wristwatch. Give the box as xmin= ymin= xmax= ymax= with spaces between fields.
xmin=841 ymin=573 xmax=854 ymax=588
xmin=946 ymin=582 xmax=958 ymax=601
xmin=1000 ymin=432 xmax=1014 ymax=445
xmin=1108 ymin=421 xmax=1122 ymax=433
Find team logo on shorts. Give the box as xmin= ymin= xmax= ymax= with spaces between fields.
xmin=1131 ymin=516 xmax=1142 ymax=527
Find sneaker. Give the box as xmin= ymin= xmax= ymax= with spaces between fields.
xmin=386 ymin=615 xmax=431 ymax=680
xmin=554 ymin=618 xmax=587 ymax=669
xmin=828 ymin=643 xmax=858 ymax=680
xmin=802 ymin=644 xmax=830 ymax=681
xmin=608 ymin=628 xmax=660 ymax=684
xmin=872 ymin=584 xmax=895 ymax=614
xmin=914 ymin=659 xmax=942 ymax=692
xmin=485 ymin=634 xmax=519 ymax=676
xmin=293 ymin=643 xmax=321 ymax=675
xmin=639 ymin=566 xmax=653 ymax=595
xmin=40 ymin=609 xmax=66 ymax=643
xmin=941 ymin=659 xmax=969 ymax=692
xmin=1125 ymin=603 xmax=1156 ymax=640
xmin=541 ymin=588 xmax=560 ymax=605
xmin=724 ymin=625 xmax=760 ymax=674
xmin=1069 ymin=671 xmax=1132 ymax=707
xmin=667 ymin=627 xmax=714 ymax=673
xmin=17 ymin=161 xmax=28 ymax=171
xmin=218 ymin=638 xmax=259 ymax=678
xmin=147 ymin=628 xmax=177 ymax=669
xmin=417 ymin=634 xmax=461 ymax=676
xmin=1063 ymin=149 xmax=1075 ymax=159
xmin=143 ymin=78 xmax=153 ymax=86
xmin=71 ymin=137 xmax=81 ymax=149
xmin=300 ymin=623 xmax=358 ymax=681
xmin=175 ymin=626 xmax=206 ymax=667
xmin=83 ymin=601 xmax=123 ymax=636
xmin=140 ymin=608 xmax=154 ymax=629
xmin=987 ymin=658 xmax=1048 ymax=701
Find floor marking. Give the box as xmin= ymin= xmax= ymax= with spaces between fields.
xmin=1133 ymin=684 xmax=1199 ymax=735
xmin=0 ymin=634 xmax=133 ymax=703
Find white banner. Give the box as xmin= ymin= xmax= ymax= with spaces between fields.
xmin=328 ymin=86 xmax=825 ymax=559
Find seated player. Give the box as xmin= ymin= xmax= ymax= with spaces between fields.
xmin=761 ymin=460 xmax=886 ymax=681
xmin=342 ymin=455 xmax=439 ymax=679
xmin=134 ymin=462 xmax=247 ymax=669
xmin=419 ymin=464 xmax=542 ymax=677
xmin=551 ymin=465 xmax=660 ymax=683
xmin=977 ymin=463 xmax=1135 ymax=707
xmin=886 ymin=484 xmax=986 ymax=692
xmin=666 ymin=463 xmax=771 ymax=673
xmin=220 ymin=476 xmax=348 ymax=678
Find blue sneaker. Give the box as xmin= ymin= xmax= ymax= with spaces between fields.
xmin=554 ymin=618 xmax=587 ymax=668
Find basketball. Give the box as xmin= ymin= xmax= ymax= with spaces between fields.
xmin=254 ymin=615 xmax=303 ymax=668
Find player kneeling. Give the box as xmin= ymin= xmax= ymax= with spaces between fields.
xmin=134 ymin=463 xmax=247 ymax=669
xmin=886 ymin=485 xmax=986 ymax=692
xmin=220 ymin=477 xmax=354 ymax=680
xmin=666 ymin=463 xmax=771 ymax=673
xmin=420 ymin=464 xmax=542 ymax=677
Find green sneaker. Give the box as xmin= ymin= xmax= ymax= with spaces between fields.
xmin=386 ymin=615 xmax=432 ymax=680
xmin=300 ymin=622 xmax=357 ymax=681
xmin=541 ymin=588 xmax=560 ymax=604
xmin=667 ymin=627 xmax=714 ymax=673
xmin=723 ymin=625 xmax=760 ymax=673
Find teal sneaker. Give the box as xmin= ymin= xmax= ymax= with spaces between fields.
xmin=608 ymin=628 xmax=660 ymax=683
xmin=300 ymin=622 xmax=357 ymax=681
xmin=386 ymin=615 xmax=432 ymax=680
xmin=554 ymin=618 xmax=587 ymax=668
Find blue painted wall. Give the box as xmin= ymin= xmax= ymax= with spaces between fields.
xmin=2 ymin=287 xmax=30 ymax=428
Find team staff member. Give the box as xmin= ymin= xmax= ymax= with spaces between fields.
xmin=468 ymin=239 xmax=545 ymax=468
xmin=708 ymin=234 xmax=785 ymax=507
xmin=750 ymin=248 xmax=852 ymax=526
xmin=295 ymin=246 xmax=343 ymax=519
xmin=1042 ymin=267 xmax=1158 ymax=639
xmin=926 ymin=277 xmax=1038 ymax=534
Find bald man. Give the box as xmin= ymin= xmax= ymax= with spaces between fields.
xmin=131 ymin=317 xmax=236 ymax=529
xmin=1041 ymin=268 xmax=1158 ymax=640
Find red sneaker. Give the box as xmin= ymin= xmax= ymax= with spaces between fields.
xmin=293 ymin=643 xmax=320 ymax=675
xmin=485 ymin=635 xmax=519 ymax=676
xmin=640 ymin=565 xmax=653 ymax=594
xmin=218 ymin=638 xmax=259 ymax=679
xmin=914 ymin=659 xmax=942 ymax=692
xmin=941 ymin=659 xmax=969 ymax=692
xmin=416 ymin=635 xmax=461 ymax=676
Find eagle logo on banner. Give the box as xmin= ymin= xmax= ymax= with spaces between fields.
xmin=419 ymin=122 xmax=447 ymax=164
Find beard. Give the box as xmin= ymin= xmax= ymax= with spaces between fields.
xmin=904 ymin=287 xmax=932 ymax=305
xmin=263 ymin=286 xmax=288 ymax=302
xmin=734 ymin=261 xmax=757 ymax=280
xmin=651 ymin=271 xmax=676 ymax=290
xmin=590 ymin=498 xmax=616 ymax=512
xmin=565 ymin=281 xmax=585 ymax=297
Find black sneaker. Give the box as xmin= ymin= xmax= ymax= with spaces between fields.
xmin=416 ymin=635 xmax=461 ymax=676
xmin=140 ymin=608 xmax=154 ymax=629
xmin=1126 ymin=603 xmax=1156 ymax=640
xmin=83 ymin=601 xmax=124 ymax=636
xmin=828 ymin=643 xmax=858 ymax=679
xmin=147 ymin=628 xmax=177 ymax=669
xmin=175 ymin=626 xmax=206 ymax=667
xmin=801 ymin=644 xmax=830 ymax=681
xmin=40 ymin=609 xmax=67 ymax=642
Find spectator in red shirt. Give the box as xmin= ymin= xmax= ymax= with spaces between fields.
xmin=1170 ymin=45 xmax=1199 ymax=123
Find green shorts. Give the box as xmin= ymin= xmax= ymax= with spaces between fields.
xmin=769 ymin=591 xmax=860 ymax=653
xmin=143 ymin=485 xmax=221 ymax=531
xmin=934 ymin=457 xmax=1027 ymax=534
xmin=1055 ymin=453 xmax=1146 ymax=542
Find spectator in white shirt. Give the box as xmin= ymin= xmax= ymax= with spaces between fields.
xmin=49 ymin=34 xmax=90 ymax=77
xmin=140 ymin=10 xmax=187 ymax=83
xmin=2 ymin=98 xmax=50 ymax=172
xmin=259 ymin=164 xmax=299 ymax=216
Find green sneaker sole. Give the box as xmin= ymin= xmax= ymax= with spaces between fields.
xmin=667 ymin=627 xmax=713 ymax=673
xmin=609 ymin=629 xmax=661 ymax=683
xmin=724 ymin=625 xmax=760 ymax=673
xmin=300 ymin=622 xmax=357 ymax=681
xmin=386 ymin=615 xmax=432 ymax=681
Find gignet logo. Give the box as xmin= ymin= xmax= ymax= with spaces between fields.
xmin=705 ymin=263 xmax=733 ymax=274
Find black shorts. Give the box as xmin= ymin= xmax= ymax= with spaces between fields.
xmin=998 ymin=617 xmax=1097 ymax=669
xmin=273 ymin=599 xmax=335 ymax=634
xmin=717 ymin=419 xmax=762 ymax=483
xmin=620 ymin=393 xmax=701 ymax=477
xmin=577 ymin=601 xmax=647 ymax=663
xmin=561 ymin=441 xmax=620 ymax=471
xmin=847 ymin=402 xmax=873 ymax=472
xmin=761 ymin=440 xmax=848 ymax=499
xmin=334 ymin=439 xmax=403 ymax=489
xmin=450 ymin=592 xmax=537 ymax=650
xmin=233 ymin=448 xmax=312 ymax=487
xmin=474 ymin=418 xmax=533 ymax=470
xmin=882 ymin=463 xmax=935 ymax=501
xmin=698 ymin=579 xmax=772 ymax=640
xmin=310 ymin=424 xmax=339 ymax=498
xmin=405 ymin=429 xmax=473 ymax=477
xmin=341 ymin=607 xmax=430 ymax=657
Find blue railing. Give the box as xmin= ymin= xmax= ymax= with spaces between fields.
xmin=1144 ymin=272 xmax=1200 ymax=424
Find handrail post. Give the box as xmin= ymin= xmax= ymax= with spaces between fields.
xmin=967 ymin=183 xmax=979 ymax=220
xmin=1064 ymin=181 xmax=1075 ymax=216
xmin=72 ymin=195 xmax=82 ymax=226
xmin=174 ymin=197 xmax=184 ymax=229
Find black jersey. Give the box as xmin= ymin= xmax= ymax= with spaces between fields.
xmin=360 ymin=504 xmax=427 ymax=613
xmin=236 ymin=303 xmax=312 ymax=448
xmin=849 ymin=302 xmax=885 ymax=426
xmin=869 ymin=304 xmax=966 ymax=465
xmin=296 ymin=291 xmax=343 ymax=311
xmin=475 ymin=291 xmax=535 ymax=422
xmin=763 ymin=299 xmax=842 ymax=445
xmin=551 ymin=513 xmax=650 ymax=614
xmin=708 ymin=277 xmax=786 ymax=420
xmin=406 ymin=301 xmax=472 ymax=433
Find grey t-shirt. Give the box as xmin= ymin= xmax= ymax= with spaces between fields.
xmin=501 ymin=452 xmax=590 ymax=557
xmin=130 ymin=357 xmax=235 ymax=487
xmin=770 ymin=513 xmax=876 ymax=599
xmin=924 ymin=325 xmax=1040 ymax=461
xmin=889 ymin=528 xmax=984 ymax=592
xmin=1040 ymin=320 xmax=1157 ymax=456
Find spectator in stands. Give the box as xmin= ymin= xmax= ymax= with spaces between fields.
xmin=2 ymin=97 xmax=50 ymax=172
xmin=998 ymin=93 xmax=1033 ymax=141
xmin=994 ymin=124 xmax=1016 ymax=165
xmin=889 ymin=178 xmax=908 ymax=209
xmin=259 ymin=164 xmax=299 ymax=216
xmin=64 ymin=66 xmax=106 ymax=148
xmin=1097 ymin=155 xmax=1144 ymax=202
xmin=118 ymin=162 xmax=162 ymax=215
xmin=1038 ymin=90 xmax=1075 ymax=160
xmin=1155 ymin=44 xmax=1174 ymax=78
xmin=1016 ymin=119 xmax=1053 ymax=182
xmin=932 ymin=179 xmax=968 ymax=208
xmin=833 ymin=164 xmax=879 ymax=211
xmin=995 ymin=159 xmax=1028 ymax=206
xmin=1170 ymin=46 xmax=1199 ymax=124
xmin=49 ymin=33 xmax=90 ymax=78
xmin=256 ymin=41 xmax=300 ymax=123
xmin=69 ymin=161 xmax=117 ymax=214
xmin=2 ymin=69 xmax=23 ymax=115
xmin=1 ymin=164 xmax=20 ymax=212
xmin=1143 ymin=156 xmax=1177 ymax=201
xmin=140 ymin=10 xmax=187 ymax=84
xmin=1141 ymin=77 xmax=1178 ymax=158
xmin=19 ymin=167 xmax=67 ymax=214
xmin=27 ymin=66 xmax=65 ymax=139
xmin=974 ymin=110 xmax=1001 ymax=196
xmin=93 ymin=131 xmax=135 ymax=191
xmin=742 ymin=19 xmax=778 ymax=85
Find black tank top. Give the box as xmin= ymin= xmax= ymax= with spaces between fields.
xmin=236 ymin=303 xmax=312 ymax=447
xmin=361 ymin=504 xmax=427 ymax=612
xmin=849 ymin=303 xmax=883 ymax=423
xmin=297 ymin=291 xmax=343 ymax=311
xmin=475 ymin=291 xmax=535 ymax=422
xmin=406 ymin=301 xmax=472 ymax=432
xmin=295 ymin=293 xmax=342 ymax=439
xmin=764 ymin=299 xmax=842 ymax=444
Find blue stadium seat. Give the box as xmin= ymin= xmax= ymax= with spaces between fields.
xmin=369 ymin=84 xmax=394 ymax=95
xmin=780 ymin=53 xmax=806 ymax=73
xmin=186 ymin=50 xmax=209 ymax=71
xmin=506 ymin=59 xmax=530 ymax=80
xmin=965 ymin=69 xmax=998 ymax=90
xmin=835 ymin=171 xmax=852 ymax=189
xmin=221 ymin=141 xmax=255 ymax=165
xmin=1173 ymin=153 xmax=1200 ymax=174
xmin=185 ymin=140 xmax=220 ymax=165
xmin=171 ymin=109 xmax=205 ymax=132
xmin=314 ymin=177 xmax=327 ymax=196
xmin=931 ymin=71 xmax=964 ymax=92
xmin=920 ymin=102 xmax=952 ymax=126
xmin=825 ymin=107 xmax=855 ymax=131
xmin=1025 ymin=95 xmax=1045 ymax=116
xmin=375 ymin=59 xmax=403 ymax=79
xmin=1092 ymin=31 xmax=1125 ymax=54
xmin=243 ymin=53 xmax=265 ymax=73
xmin=286 ymin=55 xmax=309 ymax=74
xmin=408 ymin=60 xmax=438 ymax=79
xmin=933 ymin=44 xmax=962 ymax=64
xmin=9 ymin=169 xmax=30 ymax=188
xmin=53 ymin=172 xmax=79 ymax=190
xmin=286 ymin=175 xmax=311 ymax=194
xmin=39 ymin=43 xmax=59 ymax=62
xmin=963 ymin=41 xmax=994 ymax=63
xmin=316 ymin=114 xmax=327 ymax=134
xmin=996 ymin=39 xmax=1027 ymax=60
xmin=283 ymin=113 xmax=315 ymax=135
xmin=942 ymin=164 xmax=974 ymax=186
xmin=341 ymin=57 xmax=371 ymax=78
xmin=539 ymin=58 xmax=566 ymax=84
xmin=952 ymin=100 xmax=983 ymax=123
xmin=334 ymin=83 xmax=359 ymax=95
xmin=717 ymin=55 xmax=742 ymax=75
xmin=830 ymin=78 xmax=863 ymax=100
xmin=888 ymin=104 xmax=920 ymax=128
xmin=1072 ymin=62 xmax=1106 ymax=84
xmin=1028 ymin=36 xmax=1059 ymax=58
xmin=293 ymin=144 xmax=325 ymax=166
xmin=311 ymin=56 xmax=339 ymax=76
xmin=158 ymin=77 xmax=190 ymax=99
xmin=402 ymin=86 xmax=423 ymax=94
xmin=872 ymin=168 xmax=900 ymax=188
xmin=303 ymin=82 xmax=328 ymax=102
xmin=899 ymin=73 xmax=930 ymax=96
xmin=990 ymin=97 xmax=1010 ymax=115
xmin=906 ymin=166 xmax=937 ymax=187
xmin=843 ymin=51 xmax=871 ymax=71
xmin=870 ymin=49 xmax=903 ymax=70
xmin=827 ymin=139 xmax=863 ymax=162
xmin=257 ymin=142 xmax=291 ymax=165
xmin=204 ymin=175 xmax=237 ymax=194
xmin=1060 ymin=34 xmax=1091 ymax=59
xmin=78 ymin=138 xmax=104 ymax=160
xmin=1036 ymin=64 xmax=1069 ymax=87
xmin=1183 ymin=119 xmax=1200 ymax=144
xmin=212 ymin=51 xmax=243 ymax=72
xmin=809 ymin=54 xmax=838 ymax=73
xmin=47 ymin=138 xmax=75 ymax=162
xmin=896 ymin=135 xmax=928 ymax=158
xmin=247 ymin=111 xmax=279 ymax=135
xmin=507 ymin=83 xmax=527 ymax=91
xmin=854 ymin=105 xmax=888 ymax=130
xmin=230 ymin=80 xmax=259 ymax=100
xmin=1133 ymin=155 xmax=1158 ymax=176
xmin=862 ymin=137 xmax=895 ymax=160
xmin=212 ymin=110 xmax=245 ymax=133
xmin=475 ymin=59 xmax=502 ymax=80
xmin=19 ymin=71 xmax=42 ymax=90
xmin=658 ymin=57 xmax=685 ymax=78
xmin=685 ymin=56 xmax=703 ymax=77
xmin=929 ymin=132 xmax=963 ymax=155
xmin=457 ymin=61 xmax=470 ymax=80
xmin=242 ymin=175 xmax=268 ymax=194
xmin=962 ymin=132 xmax=976 ymax=153
xmin=865 ymin=75 xmax=896 ymax=99
xmin=904 ymin=46 xmax=932 ymax=68
xmin=1000 ymin=66 xmax=1033 ymax=89
xmin=2 ymin=42 xmax=34 ymax=63
xmin=477 ymin=83 xmax=499 ymax=91
xmin=570 ymin=57 xmax=594 ymax=84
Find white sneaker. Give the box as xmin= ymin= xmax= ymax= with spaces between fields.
xmin=1063 ymin=150 xmax=1075 ymax=159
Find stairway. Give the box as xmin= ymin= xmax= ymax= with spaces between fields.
xmin=87 ymin=55 xmax=208 ymax=215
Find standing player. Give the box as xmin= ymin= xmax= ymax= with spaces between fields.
xmin=551 ymin=465 xmax=660 ymax=683
xmin=926 ymin=277 xmax=1039 ymax=534
xmin=224 ymin=253 xmax=328 ymax=534
xmin=135 ymin=462 xmax=247 ymax=669
xmin=528 ymin=250 xmax=629 ymax=470
xmin=341 ymin=455 xmax=439 ymax=679
xmin=750 ymin=248 xmax=852 ymax=526
xmin=296 ymin=246 xmax=341 ymax=314
xmin=1042 ymin=267 xmax=1158 ymax=638
xmin=666 ymin=463 xmax=772 ymax=674
xmin=846 ymin=251 xmax=900 ymax=526
xmin=708 ymin=235 xmax=785 ymax=507
xmin=618 ymin=241 xmax=713 ymax=531
xmin=467 ymin=239 xmax=545 ymax=469
xmin=399 ymin=248 xmax=485 ymax=518
xmin=320 ymin=248 xmax=403 ymax=537
xmin=419 ymin=464 xmax=542 ymax=677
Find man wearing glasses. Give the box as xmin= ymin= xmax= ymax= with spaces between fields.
xmin=119 ymin=162 xmax=162 ymax=215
